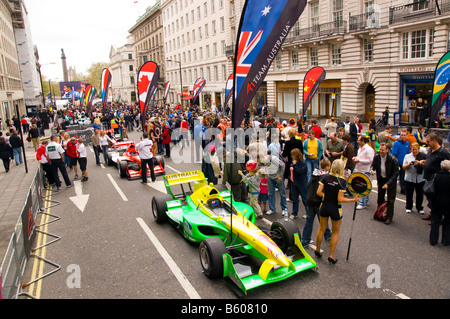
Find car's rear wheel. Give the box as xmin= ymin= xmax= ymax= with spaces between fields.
xmin=270 ymin=219 xmax=300 ymax=253
xmin=151 ymin=194 xmax=173 ymax=223
xmin=199 ymin=237 xmax=227 ymax=278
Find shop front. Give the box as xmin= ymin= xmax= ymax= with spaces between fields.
xmin=308 ymin=79 xmax=342 ymax=119
xmin=399 ymin=73 xmax=434 ymax=123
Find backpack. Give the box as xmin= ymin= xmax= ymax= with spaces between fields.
xmin=373 ymin=202 xmax=388 ymax=222
xmin=306 ymin=174 xmax=323 ymax=207
xmin=344 ymin=122 xmax=350 ymax=134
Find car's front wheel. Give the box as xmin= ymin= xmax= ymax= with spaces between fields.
xmin=118 ymin=160 xmax=129 ymax=179
xmin=270 ymin=219 xmax=300 ymax=253
xmin=199 ymin=237 xmax=227 ymax=278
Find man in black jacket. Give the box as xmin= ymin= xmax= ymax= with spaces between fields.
xmin=9 ymin=130 xmax=23 ymax=165
xmin=282 ymin=128 xmax=303 ymax=200
xmin=370 ymin=143 xmax=399 ymax=224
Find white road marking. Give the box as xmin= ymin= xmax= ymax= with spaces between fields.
xmin=145 ymin=180 xmax=168 ymax=193
xmin=136 ymin=218 xmax=201 ymax=299
xmin=107 ymin=173 xmax=128 ymax=201
xmin=69 ymin=180 xmax=90 ymax=212
xmin=165 ymin=165 xmax=181 ymax=173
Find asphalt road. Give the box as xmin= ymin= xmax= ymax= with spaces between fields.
xmin=20 ymin=129 xmax=450 ymax=302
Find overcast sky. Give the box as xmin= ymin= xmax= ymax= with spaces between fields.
xmin=25 ymin=0 xmax=156 ymax=82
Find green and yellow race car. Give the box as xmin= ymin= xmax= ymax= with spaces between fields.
xmin=151 ymin=170 xmax=316 ymax=295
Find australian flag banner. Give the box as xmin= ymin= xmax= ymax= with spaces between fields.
xmin=138 ymin=61 xmax=160 ymax=127
xmin=232 ymin=0 xmax=307 ymax=128
xmin=303 ymin=66 xmax=326 ymax=117
xmin=429 ymin=51 xmax=450 ymax=128
xmin=101 ymin=68 xmax=112 ymax=111
xmin=193 ymin=77 xmax=206 ymax=102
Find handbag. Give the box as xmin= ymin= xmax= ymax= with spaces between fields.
xmin=423 ymin=174 xmax=436 ymax=196
xmin=373 ymin=202 xmax=388 ymax=222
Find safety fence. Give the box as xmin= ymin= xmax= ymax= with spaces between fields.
xmin=0 ymin=167 xmax=61 ymax=299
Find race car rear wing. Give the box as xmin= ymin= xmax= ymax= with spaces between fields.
xmin=163 ymin=170 xmax=208 ymax=199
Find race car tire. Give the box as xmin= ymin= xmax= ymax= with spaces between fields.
xmin=154 ymin=155 xmax=164 ymax=169
xmin=151 ymin=194 xmax=172 ymax=223
xmin=107 ymin=153 xmax=114 ymax=166
xmin=270 ymin=219 xmax=301 ymax=253
xmin=118 ymin=160 xmax=129 ymax=179
xmin=199 ymin=237 xmax=227 ymax=279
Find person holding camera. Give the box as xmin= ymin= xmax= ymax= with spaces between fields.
xmin=402 ymin=142 xmax=426 ymax=215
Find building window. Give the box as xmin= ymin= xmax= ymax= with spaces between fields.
xmin=310 ymin=1 xmax=319 ymax=27
xmin=275 ymin=54 xmax=282 ymax=70
xmin=310 ymin=47 xmax=318 ymax=66
xmin=402 ymin=28 xmax=435 ymax=60
xmin=291 ymin=50 xmax=299 ymax=69
xmin=429 ymin=28 xmax=435 ymax=57
xmin=129 ymin=65 xmax=134 ymax=71
xmin=363 ymin=38 xmax=374 ymax=63
xmin=333 ymin=0 xmax=343 ymax=22
xmin=277 ymin=86 xmax=298 ymax=113
xmin=331 ymin=44 xmax=341 ymax=65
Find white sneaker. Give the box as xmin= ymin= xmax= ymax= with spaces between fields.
xmin=302 ymin=215 xmax=307 ymax=219
xmin=265 ymin=210 xmax=275 ymax=215
xmin=406 ymin=209 xmax=412 ymax=214
xmin=418 ymin=210 xmax=425 ymax=215
xmin=356 ymin=204 xmax=365 ymax=210
xmin=282 ymin=210 xmax=288 ymax=217
xmin=289 ymin=215 xmax=297 ymax=220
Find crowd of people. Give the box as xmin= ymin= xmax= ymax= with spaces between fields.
xmin=1 ymin=101 xmax=449 ymax=259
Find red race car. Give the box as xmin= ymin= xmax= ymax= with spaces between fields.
xmin=108 ymin=141 xmax=165 ymax=180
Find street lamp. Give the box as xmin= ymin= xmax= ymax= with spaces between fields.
xmin=37 ymin=62 xmax=56 ymax=110
xmin=167 ymin=59 xmax=182 ymax=106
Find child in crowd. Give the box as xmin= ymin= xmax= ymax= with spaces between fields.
xmin=258 ymin=169 xmax=268 ymax=214
xmin=239 ymin=160 xmax=263 ymax=219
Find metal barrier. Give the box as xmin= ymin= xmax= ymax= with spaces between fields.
xmin=0 ymin=166 xmax=61 ymax=299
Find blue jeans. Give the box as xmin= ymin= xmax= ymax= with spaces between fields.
xmin=13 ymin=148 xmax=22 ymax=164
xmin=268 ymin=177 xmax=287 ymax=212
xmin=290 ymin=182 xmax=308 ymax=216
xmin=101 ymin=145 xmax=109 ymax=163
xmin=305 ymin=158 xmax=319 ymax=183
xmin=93 ymin=145 xmax=101 ymax=165
xmin=302 ymin=205 xmax=332 ymax=246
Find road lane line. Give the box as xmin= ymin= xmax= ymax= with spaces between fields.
xmin=107 ymin=173 xmax=128 ymax=201
xmin=136 ymin=218 xmax=201 ymax=299
xmin=165 ymin=165 xmax=181 ymax=173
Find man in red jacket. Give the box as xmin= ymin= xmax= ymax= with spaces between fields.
xmin=36 ymin=139 xmax=55 ymax=185
xmin=66 ymin=137 xmax=79 ymax=179
xmin=310 ymin=119 xmax=322 ymax=139
xmin=162 ymin=123 xmax=172 ymax=158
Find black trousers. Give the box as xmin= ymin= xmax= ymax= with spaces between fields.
xmin=377 ymin=178 xmax=397 ymax=220
xmin=405 ymin=181 xmax=424 ymax=211
xmin=430 ymin=205 xmax=450 ymax=245
xmin=141 ymin=158 xmax=155 ymax=183
xmin=41 ymin=162 xmax=55 ymax=185
xmin=50 ymin=158 xmax=71 ymax=187
xmin=165 ymin=143 xmax=170 ymax=157
xmin=2 ymin=157 xmax=10 ymax=171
